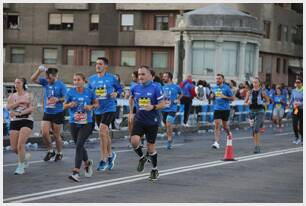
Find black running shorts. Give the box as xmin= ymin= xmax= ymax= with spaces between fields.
xmin=95 ymin=112 xmax=116 ymax=127
xmin=213 ymin=110 xmax=230 ymax=121
xmin=131 ymin=120 xmax=159 ymax=144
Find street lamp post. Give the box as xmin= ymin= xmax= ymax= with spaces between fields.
xmin=177 ymin=11 xmax=185 ymax=83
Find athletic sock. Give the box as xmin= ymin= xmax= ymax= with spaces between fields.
xmin=134 ymin=145 xmax=143 ymax=158
xmin=149 ymin=152 xmax=157 ymax=168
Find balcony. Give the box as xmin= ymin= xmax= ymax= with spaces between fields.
xmin=116 ymin=3 xmax=209 ymax=11
xmin=134 ymin=30 xmax=175 ymax=47
xmin=54 ymin=3 xmax=88 ymax=10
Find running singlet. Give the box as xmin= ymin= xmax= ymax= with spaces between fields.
xmin=162 ymin=83 xmax=181 ymax=112
xmin=9 ymin=92 xmax=33 ymax=121
xmin=39 ymin=78 xmax=67 ymax=114
xmin=131 ymin=81 xmax=163 ymax=125
xmin=212 ymin=84 xmax=233 ymax=111
xmin=87 ymin=73 xmax=123 ymax=115
xmin=66 ymin=88 xmax=96 ymax=124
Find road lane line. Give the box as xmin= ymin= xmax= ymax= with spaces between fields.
xmin=4 ymin=147 xmax=302 ymax=203
xmin=275 ymin=132 xmax=294 ymax=136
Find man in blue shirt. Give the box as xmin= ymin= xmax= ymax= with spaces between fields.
xmin=129 ymin=65 xmax=166 ymax=181
xmin=179 ymin=75 xmax=195 ymax=126
xmin=31 ymin=66 xmax=67 ymax=161
xmin=210 ymin=73 xmax=234 ymax=149
xmin=161 ymin=72 xmax=182 ymax=150
xmin=87 ymin=57 xmax=123 ymax=171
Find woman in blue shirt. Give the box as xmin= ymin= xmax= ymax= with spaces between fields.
xmin=64 ymin=73 xmax=99 ymax=182
xmin=272 ymin=87 xmax=286 ymax=131
xmin=290 ymin=77 xmax=303 ymax=145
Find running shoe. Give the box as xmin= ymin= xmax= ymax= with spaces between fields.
xmin=69 ymin=171 xmax=80 ymax=182
xmin=137 ymin=156 xmax=148 ymax=172
xmin=295 ymin=139 xmax=301 ymax=145
xmin=107 ymin=152 xmax=117 ymax=170
xmin=211 ymin=142 xmax=220 ymax=149
xmin=43 ymin=150 xmax=55 ymax=161
xmin=253 ymin=146 xmax=261 ymax=154
xmin=97 ymin=160 xmax=108 ymax=171
xmin=292 ymin=138 xmax=299 ymax=145
xmin=14 ymin=163 xmax=25 ymax=175
xmin=84 ymin=159 xmax=93 ymax=178
xmin=148 ymin=169 xmax=159 ymax=181
xmin=54 ymin=153 xmax=63 ymax=162
xmin=24 ymin=153 xmax=32 ymax=168
xmin=166 ymin=141 xmax=172 ymax=150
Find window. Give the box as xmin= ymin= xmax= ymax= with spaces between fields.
xmin=155 ymin=16 xmax=169 ymax=30
xmin=221 ymin=42 xmax=239 ymax=76
xmin=11 ymin=48 xmax=24 ymax=63
xmin=43 ymin=49 xmax=58 ymax=64
xmin=277 ymin=24 xmax=282 ymax=41
xmin=121 ymin=51 xmax=136 ymax=67
xmin=263 ymin=21 xmax=271 ymax=39
xmin=90 ymin=14 xmax=99 ymax=31
xmin=67 ymin=49 xmax=74 ymax=65
xmin=49 ymin=13 xmax=74 ymax=31
xmin=283 ymin=59 xmax=287 ymax=74
xmin=152 ymin=52 xmax=168 ymax=68
xmin=276 ymin=58 xmax=281 ymax=73
xmin=90 ymin=50 xmax=105 ymax=66
xmin=3 ymin=13 xmax=19 ymax=30
xmin=121 ymin=14 xmax=134 ymax=31
xmin=245 ymin=43 xmax=256 ymax=77
xmin=192 ymin=41 xmax=216 ymax=75
xmin=283 ymin=25 xmax=289 ymax=41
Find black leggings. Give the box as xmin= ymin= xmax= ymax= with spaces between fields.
xmin=292 ymin=109 xmax=303 ymax=140
xmin=70 ymin=123 xmax=93 ymax=169
xmin=181 ymin=96 xmax=193 ymax=124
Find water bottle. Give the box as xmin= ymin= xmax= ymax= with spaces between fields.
xmin=39 ymin=65 xmax=47 ymax=72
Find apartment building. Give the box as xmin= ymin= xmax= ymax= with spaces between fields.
xmin=3 ymin=3 xmax=302 ymax=86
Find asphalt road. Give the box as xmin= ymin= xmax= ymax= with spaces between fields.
xmin=3 ymin=125 xmax=303 ymax=203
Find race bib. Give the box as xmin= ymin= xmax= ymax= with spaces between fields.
xmin=96 ymin=87 xmax=107 ymax=99
xmin=139 ymin=98 xmax=151 ymax=108
xmin=275 ymin=103 xmax=282 ymax=109
xmin=46 ymin=98 xmax=56 ymax=108
xmin=74 ymin=112 xmax=88 ymax=124
xmin=215 ymin=90 xmax=222 ymax=97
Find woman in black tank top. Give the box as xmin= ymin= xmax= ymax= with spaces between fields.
xmin=245 ymin=78 xmax=270 ymax=154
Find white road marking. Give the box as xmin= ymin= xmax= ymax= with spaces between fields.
xmin=275 ymin=132 xmax=294 ymax=136
xmin=4 ymin=147 xmax=302 ymax=203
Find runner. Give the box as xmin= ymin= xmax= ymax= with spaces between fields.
xmin=130 ymin=65 xmax=166 ymax=181
xmin=210 ymin=74 xmax=234 ymax=149
xmin=245 ymin=78 xmax=270 ymax=154
xmin=7 ymin=78 xmax=35 ymax=175
xmin=64 ymin=73 xmax=99 ymax=182
xmin=161 ymin=72 xmax=182 ymax=150
xmin=272 ymin=86 xmax=286 ymax=132
xmin=289 ymin=77 xmax=303 ymax=145
xmin=87 ymin=57 xmax=123 ymax=171
xmin=179 ymin=75 xmax=196 ymax=126
xmin=31 ymin=66 xmax=67 ymax=161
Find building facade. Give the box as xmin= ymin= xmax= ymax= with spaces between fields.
xmin=3 ymin=3 xmax=303 ymax=86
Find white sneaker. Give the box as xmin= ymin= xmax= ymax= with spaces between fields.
xmin=84 ymin=159 xmax=93 ymax=178
xmin=295 ymin=139 xmax=301 ymax=145
xmin=14 ymin=163 xmax=25 ymax=175
xmin=211 ymin=142 xmax=220 ymax=149
xmin=69 ymin=172 xmax=80 ymax=182
xmin=24 ymin=153 xmax=32 ymax=168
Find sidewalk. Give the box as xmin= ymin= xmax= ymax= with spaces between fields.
xmin=3 ymin=119 xmax=292 ymax=147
